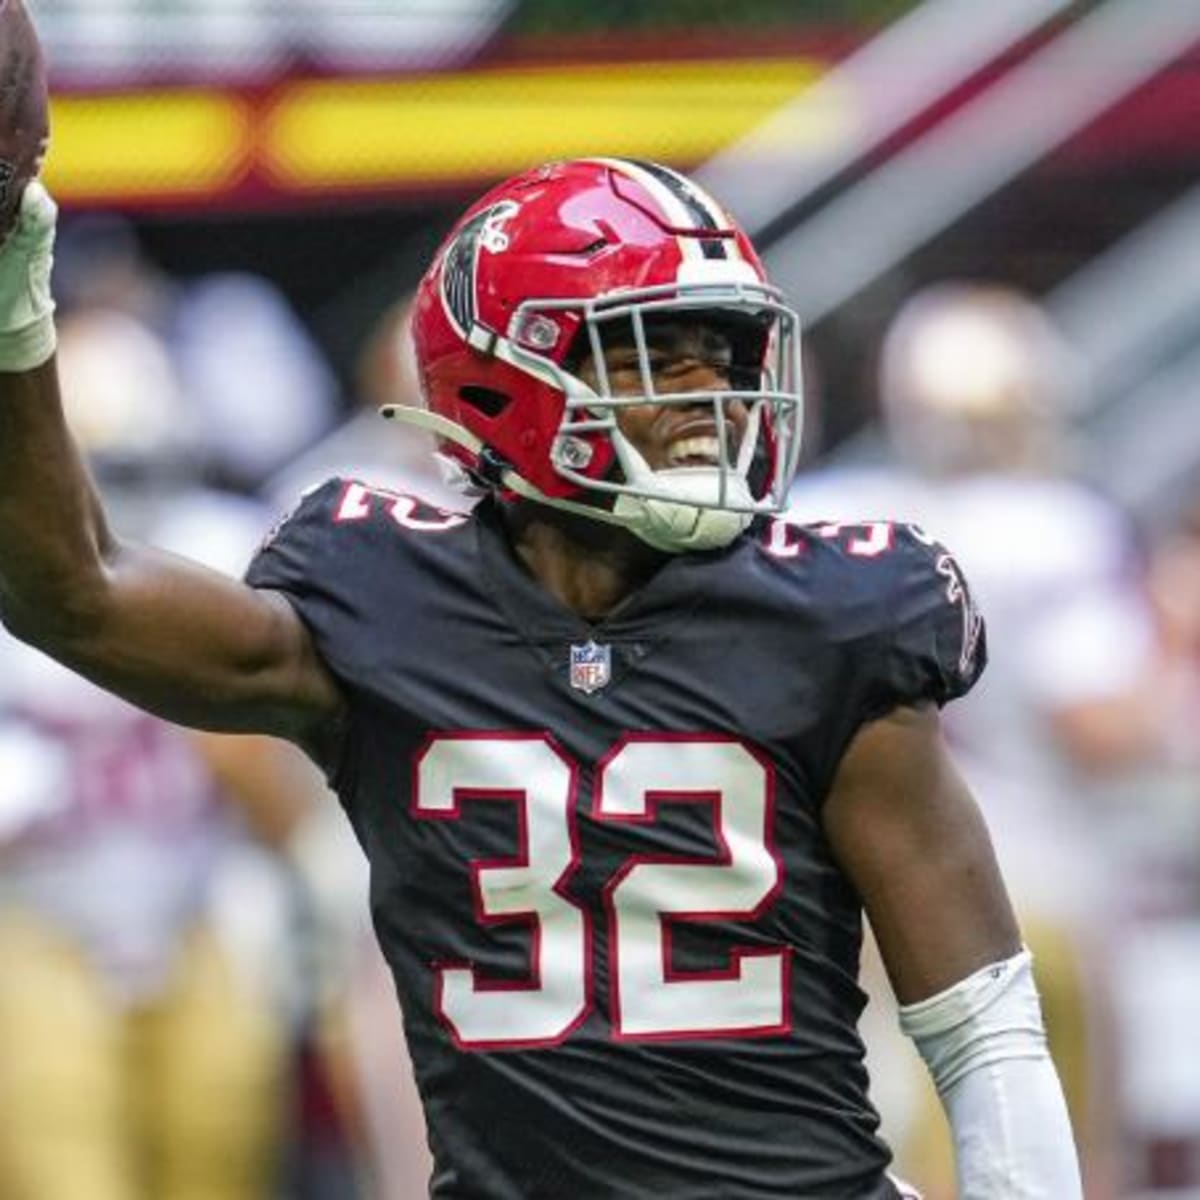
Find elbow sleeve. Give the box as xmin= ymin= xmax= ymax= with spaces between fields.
xmin=899 ymin=949 xmax=1083 ymax=1200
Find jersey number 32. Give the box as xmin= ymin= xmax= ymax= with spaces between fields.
xmin=413 ymin=733 xmax=788 ymax=1050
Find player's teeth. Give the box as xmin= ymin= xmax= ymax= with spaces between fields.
xmin=667 ymin=436 xmax=720 ymax=465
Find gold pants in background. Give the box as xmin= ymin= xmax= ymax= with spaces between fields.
xmin=0 ymin=914 xmax=288 ymax=1200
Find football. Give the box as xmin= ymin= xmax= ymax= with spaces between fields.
xmin=0 ymin=0 xmax=47 ymax=232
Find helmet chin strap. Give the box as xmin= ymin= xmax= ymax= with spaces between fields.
xmin=606 ymin=429 xmax=754 ymax=551
xmin=380 ymin=404 xmax=751 ymax=553
xmin=611 ymin=486 xmax=751 ymax=552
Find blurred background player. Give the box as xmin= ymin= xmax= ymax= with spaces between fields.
xmin=790 ymin=281 xmax=1154 ymax=1197
xmin=52 ymin=213 xmax=340 ymax=494
xmin=1101 ymin=497 xmax=1200 ymax=1195
xmin=268 ymin=295 xmax=460 ymax=508
xmin=0 ymin=294 xmax=316 ymax=1200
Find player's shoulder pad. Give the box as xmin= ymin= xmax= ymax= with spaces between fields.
xmin=757 ymin=516 xmax=986 ymax=707
xmin=246 ymin=476 xmax=471 ymax=593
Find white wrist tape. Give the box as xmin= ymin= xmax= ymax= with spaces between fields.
xmin=0 ymin=181 xmax=57 ymax=372
xmin=899 ymin=949 xmax=1082 ymax=1200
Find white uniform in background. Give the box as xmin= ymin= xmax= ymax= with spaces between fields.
xmin=0 ymin=487 xmax=286 ymax=998
xmin=790 ymin=465 xmax=1150 ymax=924
xmin=0 ymin=485 xmax=294 ymax=1200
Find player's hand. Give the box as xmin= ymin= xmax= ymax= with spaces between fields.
xmin=0 ymin=179 xmax=57 ymax=371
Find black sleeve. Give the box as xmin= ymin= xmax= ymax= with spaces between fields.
xmin=245 ymin=475 xmax=467 ymax=688
xmin=792 ymin=520 xmax=988 ymax=801
xmin=245 ymin=478 xmax=345 ymax=601
xmin=883 ymin=528 xmax=984 ymax=705
xmin=245 ymin=478 xmax=371 ymax=785
xmin=244 ymin=476 xmax=382 ymax=697
xmin=807 ymin=523 xmax=988 ymax=802
xmin=875 ymin=525 xmax=987 ymax=712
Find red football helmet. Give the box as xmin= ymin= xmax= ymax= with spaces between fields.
xmin=389 ymin=158 xmax=803 ymax=551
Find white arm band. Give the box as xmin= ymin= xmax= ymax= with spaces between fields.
xmin=0 ymin=181 xmax=57 ymax=372
xmin=899 ymin=949 xmax=1082 ymax=1200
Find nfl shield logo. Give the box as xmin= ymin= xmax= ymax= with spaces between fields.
xmin=569 ymin=640 xmax=611 ymax=695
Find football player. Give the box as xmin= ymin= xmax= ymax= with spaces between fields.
xmin=0 ymin=160 xmax=1080 ymax=1198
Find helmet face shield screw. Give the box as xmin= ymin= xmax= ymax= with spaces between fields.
xmin=514 ymin=313 xmax=561 ymax=352
xmin=554 ymin=436 xmax=594 ymax=470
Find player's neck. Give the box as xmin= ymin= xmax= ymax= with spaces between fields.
xmin=500 ymin=501 xmax=668 ymax=621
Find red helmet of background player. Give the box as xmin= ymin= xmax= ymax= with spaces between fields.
xmin=389 ymin=158 xmax=804 ymax=552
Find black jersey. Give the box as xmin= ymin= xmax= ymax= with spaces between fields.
xmin=247 ymin=479 xmax=985 ymax=1200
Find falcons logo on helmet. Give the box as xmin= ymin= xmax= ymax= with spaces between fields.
xmin=440 ymin=200 xmax=520 ymax=336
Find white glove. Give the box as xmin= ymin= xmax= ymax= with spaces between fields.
xmin=0 ymin=181 xmax=57 ymax=371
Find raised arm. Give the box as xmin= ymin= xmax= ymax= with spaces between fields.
xmin=824 ymin=703 xmax=1081 ymax=1199
xmin=0 ymin=187 xmax=342 ymax=746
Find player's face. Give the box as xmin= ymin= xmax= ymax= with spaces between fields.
xmin=578 ymin=319 xmax=749 ymax=472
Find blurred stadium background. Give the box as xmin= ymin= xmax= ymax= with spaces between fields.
xmin=2 ymin=1 xmax=1199 ymax=1198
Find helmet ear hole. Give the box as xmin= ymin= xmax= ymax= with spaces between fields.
xmin=459 ymin=386 xmax=511 ymax=418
